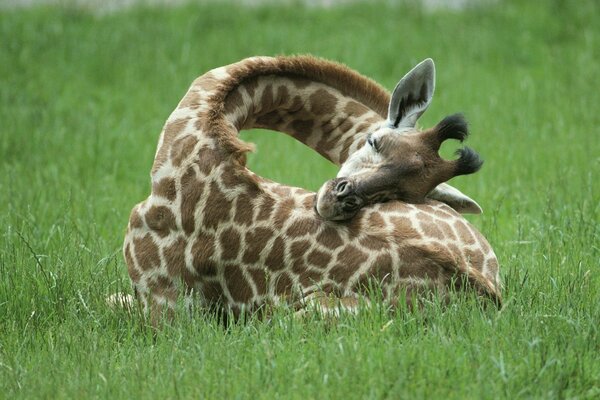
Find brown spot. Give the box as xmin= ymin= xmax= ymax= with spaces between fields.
xmin=373 ymin=253 xmax=394 ymax=281
xmin=256 ymin=110 xmax=285 ymax=128
xmin=355 ymin=123 xmax=370 ymax=133
xmin=338 ymin=119 xmax=354 ymax=135
xmin=328 ymin=264 xmax=353 ymax=287
xmin=196 ymin=146 xmax=221 ymax=176
xmin=191 ymin=232 xmax=216 ymax=276
xmin=309 ymin=89 xmax=337 ymax=115
xmin=290 ymin=240 xmax=311 ymax=260
xmin=465 ymin=249 xmax=485 ymax=269
xmin=299 ymin=270 xmax=323 ymax=287
xmin=220 ymin=227 xmax=241 ymax=261
xmin=148 ymin=276 xmax=177 ymax=301
xmin=195 ymin=73 xmax=219 ymax=92
xmin=487 ymin=258 xmax=499 ymax=276
xmin=275 ymin=272 xmax=293 ymax=295
xmin=194 ymin=111 xmax=210 ymax=132
xmin=171 ymin=135 xmax=198 ymax=167
xmin=272 ymin=198 xmax=294 ymax=229
xmin=420 ymin=222 xmax=445 ymax=240
xmin=153 ymin=178 xmax=176 ymax=201
xmin=291 ymin=259 xmax=306 ymax=275
xmin=455 ymin=220 xmax=476 ymax=245
xmin=243 ymin=227 xmax=274 ymax=264
xmin=201 ymin=280 xmax=224 ymax=303
xmin=336 ymin=245 xmax=369 ymax=268
xmin=345 ymin=217 xmax=363 ymax=240
xmin=257 ymin=196 xmax=275 ymax=221
xmin=163 ymin=236 xmax=187 ymax=276
xmin=178 ymin=90 xmax=201 ymax=109
xmin=124 ymin=243 xmax=140 ymax=282
xmin=180 ymin=166 xmax=204 ymax=235
xmin=317 ymin=226 xmax=343 ymax=250
xmin=202 ymin=182 xmax=231 ymax=230
xmin=248 ymin=268 xmax=268 ymax=296
xmin=358 ymin=236 xmax=388 ymax=251
xmin=367 ymin=212 xmax=385 ymax=227
xmin=145 ymin=206 xmax=177 ymax=238
xmin=289 ymin=95 xmax=305 ymax=113
xmin=437 ymin=220 xmax=458 ymax=241
xmin=275 ymin=85 xmax=290 ymax=105
xmin=271 ymin=185 xmax=292 ymax=197
xmin=224 ymin=89 xmax=245 ymax=115
xmin=398 ymin=247 xmax=442 ymax=280
xmin=224 ymin=264 xmax=253 ymax=303
xmin=285 ymin=217 xmax=319 ymax=238
xmin=418 ymin=212 xmax=437 ymax=226
xmin=366 ymin=115 xmax=382 ymax=124
xmin=133 ymin=233 xmax=160 ymax=271
xmin=265 ymin=236 xmax=285 ymax=271
xmin=446 ymin=242 xmax=463 ymax=259
xmin=260 ymin=84 xmax=274 ymax=113
xmin=318 ymin=122 xmax=340 ymax=144
xmin=339 ymin=135 xmax=355 ymax=164
xmin=290 ymin=119 xmax=314 ymax=143
xmin=152 ymin=117 xmax=190 ymax=173
xmin=164 ymin=117 xmax=190 ymax=136
xmin=243 ymin=78 xmax=259 ymax=98
xmin=302 ymin=195 xmax=315 ymax=210
xmin=220 ymin=169 xmax=240 ymax=189
xmin=307 ymin=249 xmax=331 ymax=269
xmin=390 ymin=216 xmax=421 ymax=239
xmin=344 ymin=101 xmax=369 ymax=117
xmin=234 ymin=194 xmax=254 ymax=226
xmin=129 ymin=208 xmax=144 ymax=229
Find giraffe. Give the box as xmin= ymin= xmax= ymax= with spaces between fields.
xmin=121 ymin=56 xmax=501 ymax=326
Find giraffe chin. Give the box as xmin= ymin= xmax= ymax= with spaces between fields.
xmin=315 ymin=179 xmax=363 ymax=221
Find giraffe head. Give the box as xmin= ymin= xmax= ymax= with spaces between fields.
xmin=315 ymin=59 xmax=484 ymax=221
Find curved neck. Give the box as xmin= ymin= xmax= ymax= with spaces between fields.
xmin=194 ymin=56 xmax=389 ymax=166
xmin=223 ymin=74 xmax=385 ymax=165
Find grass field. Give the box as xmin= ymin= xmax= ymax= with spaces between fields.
xmin=1 ymin=0 xmax=599 ymax=398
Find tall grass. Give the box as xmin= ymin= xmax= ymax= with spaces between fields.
xmin=1 ymin=1 xmax=598 ymax=398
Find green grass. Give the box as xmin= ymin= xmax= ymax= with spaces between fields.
xmin=1 ymin=0 xmax=599 ymax=398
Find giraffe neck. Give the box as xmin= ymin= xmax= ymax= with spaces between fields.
xmin=223 ymin=74 xmax=385 ymax=165
xmin=175 ymin=56 xmax=390 ymax=169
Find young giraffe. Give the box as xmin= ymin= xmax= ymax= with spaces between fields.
xmin=122 ymin=56 xmax=501 ymax=325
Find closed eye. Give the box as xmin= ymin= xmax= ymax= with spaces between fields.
xmin=367 ymin=134 xmax=379 ymax=152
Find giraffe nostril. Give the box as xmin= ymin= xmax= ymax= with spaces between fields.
xmin=342 ymin=196 xmax=361 ymax=212
xmin=335 ymin=180 xmax=352 ymax=198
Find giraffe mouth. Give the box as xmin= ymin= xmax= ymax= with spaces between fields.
xmin=315 ymin=178 xmax=364 ymax=221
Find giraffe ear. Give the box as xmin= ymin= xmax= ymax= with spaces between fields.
xmin=387 ymin=58 xmax=435 ymax=129
xmin=427 ymin=183 xmax=483 ymax=214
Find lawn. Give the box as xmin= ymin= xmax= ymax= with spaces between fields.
xmin=1 ymin=0 xmax=599 ymax=398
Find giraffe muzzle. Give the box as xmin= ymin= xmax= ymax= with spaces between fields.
xmin=315 ymin=178 xmax=365 ymax=221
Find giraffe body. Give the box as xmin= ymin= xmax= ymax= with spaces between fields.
xmin=123 ymin=56 xmax=501 ymax=324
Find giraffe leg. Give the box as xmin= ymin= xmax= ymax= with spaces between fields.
xmin=295 ymin=292 xmax=369 ymax=318
xmin=134 ymin=277 xmax=178 ymax=329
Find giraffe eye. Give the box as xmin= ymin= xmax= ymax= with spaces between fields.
xmin=367 ymin=134 xmax=379 ymax=152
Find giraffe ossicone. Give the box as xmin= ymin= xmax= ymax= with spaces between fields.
xmin=121 ymin=55 xmax=501 ymax=326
